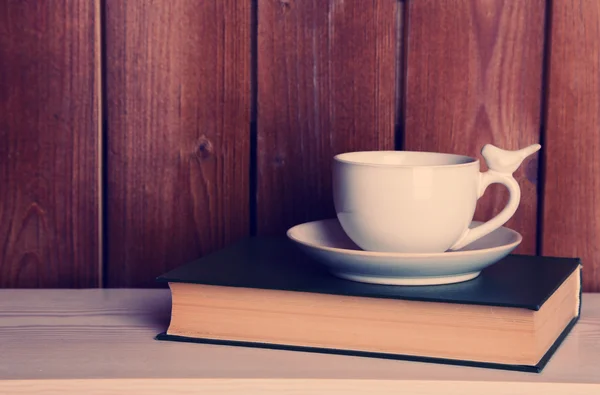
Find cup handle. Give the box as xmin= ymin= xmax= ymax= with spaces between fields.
xmin=448 ymin=143 xmax=541 ymax=251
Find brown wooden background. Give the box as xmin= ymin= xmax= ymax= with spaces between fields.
xmin=1 ymin=0 xmax=599 ymax=291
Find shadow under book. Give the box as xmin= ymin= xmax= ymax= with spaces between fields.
xmin=155 ymin=236 xmax=582 ymax=373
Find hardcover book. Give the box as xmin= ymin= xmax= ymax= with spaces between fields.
xmin=155 ymin=236 xmax=582 ymax=373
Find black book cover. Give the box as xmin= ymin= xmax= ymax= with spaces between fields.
xmin=155 ymin=236 xmax=582 ymax=372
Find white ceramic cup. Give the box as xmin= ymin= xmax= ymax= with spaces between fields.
xmin=332 ymin=143 xmax=541 ymax=254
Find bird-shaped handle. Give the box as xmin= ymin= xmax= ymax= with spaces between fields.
xmin=448 ymin=143 xmax=541 ymax=251
xmin=481 ymin=143 xmax=541 ymax=174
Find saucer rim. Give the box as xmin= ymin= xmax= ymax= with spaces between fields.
xmin=286 ymin=218 xmax=523 ymax=258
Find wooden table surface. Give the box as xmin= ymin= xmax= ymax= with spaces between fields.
xmin=1 ymin=289 xmax=599 ymax=394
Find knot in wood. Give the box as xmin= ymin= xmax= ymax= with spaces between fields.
xmin=279 ymin=0 xmax=291 ymax=10
xmin=195 ymin=137 xmax=214 ymax=159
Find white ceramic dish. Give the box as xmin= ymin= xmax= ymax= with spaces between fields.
xmin=286 ymin=218 xmax=522 ymax=286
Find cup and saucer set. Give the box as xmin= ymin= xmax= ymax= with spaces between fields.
xmin=286 ymin=143 xmax=541 ymax=286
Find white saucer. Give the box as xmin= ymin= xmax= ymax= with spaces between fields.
xmin=286 ymin=219 xmax=522 ymax=286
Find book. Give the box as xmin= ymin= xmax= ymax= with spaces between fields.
xmin=155 ymin=236 xmax=582 ymax=373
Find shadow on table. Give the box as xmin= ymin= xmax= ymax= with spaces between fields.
xmin=127 ymin=290 xmax=173 ymax=332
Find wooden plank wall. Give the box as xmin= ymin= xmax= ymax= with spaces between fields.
xmin=0 ymin=0 xmax=100 ymax=287
xmin=403 ymin=0 xmax=546 ymax=255
xmin=256 ymin=0 xmax=400 ymax=235
xmin=542 ymin=0 xmax=600 ymax=292
xmin=1 ymin=0 xmax=599 ymax=291
xmin=104 ymin=1 xmax=251 ymax=287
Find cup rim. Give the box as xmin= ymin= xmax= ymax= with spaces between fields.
xmin=333 ymin=150 xmax=479 ymax=169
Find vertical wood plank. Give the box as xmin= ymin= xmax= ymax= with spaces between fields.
xmin=403 ymin=0 xmax=546 ymax=255
xmin=0 ymin=0 xmax=100 ymax=287
xmin=542 ymin=0 xmax=600 ymax=292
xmin=105 ymin=1 xmax=251 ymax=287
xmin=257 ymin=0 xmax=399 ymax=235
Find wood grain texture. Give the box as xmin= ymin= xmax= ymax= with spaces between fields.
xmin=542 ymin=1 xmax=600 ymax=292
xmin=105 ymin=1 xmax=251 ymax=287
xmin=403 ymin=0 xmax=545 ymax=254
xmin=0 ymin=0 xmax=100 ymax=287
xmin=0 ymin=289 xmax=599 ymax=386
xmin=2 ymin=380 xmax=598 ymax=395
xmin=256 ymin=0 xmax=400 ymax=235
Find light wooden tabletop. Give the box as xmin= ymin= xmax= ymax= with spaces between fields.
xmin=0 ymin=289 xmax=599 ymax=394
